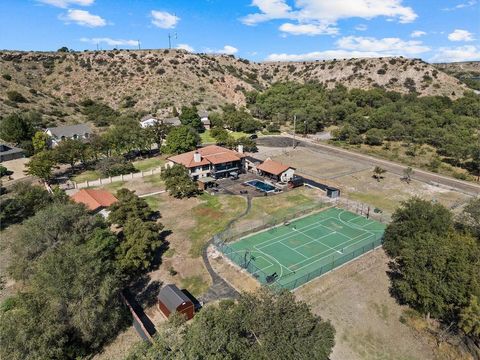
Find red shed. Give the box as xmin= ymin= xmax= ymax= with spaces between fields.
xmin=157 ymin=284 xmax=195 ymax=320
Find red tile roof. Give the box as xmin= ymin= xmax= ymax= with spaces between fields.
xmin=71 ymin=189 xmax=118 ymax=211
xmin=257 ymin=159 xmax=293 ymax=176
xmin=167 ymin=145 xmax=245 ymax=168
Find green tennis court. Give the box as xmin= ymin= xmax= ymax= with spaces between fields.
xmin=218 ymin=207 xmax=386 ymax=290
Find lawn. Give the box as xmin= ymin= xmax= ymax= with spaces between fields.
xmin=188 ymin=194 xmax=246 ymax=257
xmin=200 ymin=130 xmax=251 ymax=144
xmin=232 ymin=187 xmax=326 ymax=236
xmin=133 ymin=156 xmax=166 ymax=172
xmin=72 ymin=170 xmax=101 ymax=183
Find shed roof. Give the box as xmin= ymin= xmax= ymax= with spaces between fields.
xmin=257 ymin=158 xmax=294 ymax=176
xmin=157 ymin=284 xmax=191 ymax=312
xmin=45 ymin=124 xmax=92 ymax=138
xmin=70 ymin=189 xmax=118 ymax=211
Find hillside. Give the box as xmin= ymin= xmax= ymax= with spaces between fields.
xmin=0 ymin=49 xmax=471 ymax=126
xmin=433 ymin=61 xmax=480 ymax=91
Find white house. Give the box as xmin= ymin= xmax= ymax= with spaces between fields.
xmin=140 ymin=115 xmax=160 ymax=128
xmin=198 ymin=110 xmax=211 ymax=130
xmin=44 ymin=124 xmax=92 ymax=148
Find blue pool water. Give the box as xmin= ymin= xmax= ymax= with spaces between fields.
xmin=245 ymin=180 xmax=277 ymax=192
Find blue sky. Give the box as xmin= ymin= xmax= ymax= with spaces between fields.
xmin=1 ymin=0 xmax=479 ymax=62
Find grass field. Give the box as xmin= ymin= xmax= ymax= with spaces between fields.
xmin=220 ymin=207 xmax=385 ymax=290
xmin=200 ymin=130 xmax=250 ymax=144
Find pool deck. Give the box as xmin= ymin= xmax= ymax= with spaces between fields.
xmin=214 ymin=173 xmax=286 ymax=197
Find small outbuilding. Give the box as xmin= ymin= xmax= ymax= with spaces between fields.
xmin=257 ymin=158 xmax=295 ymax=182
xmin=0 ymin=144 xmax=25 ymax=162
xmin=157 ymin=284 xmax=195 ymax=320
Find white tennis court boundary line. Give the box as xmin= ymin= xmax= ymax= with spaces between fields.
xmin=282 ymin=244 xmax=384 ymax=291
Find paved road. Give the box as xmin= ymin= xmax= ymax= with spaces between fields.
xmin=257 ymin=135 xmax=480 ymax=197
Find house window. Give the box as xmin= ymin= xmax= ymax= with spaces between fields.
xmin=202 ymin=165 xmax=210 ymax=171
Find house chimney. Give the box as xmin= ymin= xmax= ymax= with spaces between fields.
xmin=237 ymin=144 xmax=244 ymax=154
xmin=193 ymin=151 xmax=202 ymax=162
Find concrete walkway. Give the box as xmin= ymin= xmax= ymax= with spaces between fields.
xmin=200 ymin=195 xmax=252 ymax=303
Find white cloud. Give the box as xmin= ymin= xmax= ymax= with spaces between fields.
xmin=279 ymin=22 xmax=338 ymax=36
xmin=266 ymin=35 xmax=430 ymax=61
xmin=242 ymin=0 xmax=417 ymax=37
xmin=205 ymin=45 xmax=239 ymax=55
xmin=337 ymin=36 xmax=430 ymax=55
xmin=442 ymin=0 xmax=477 ymax=11
xmin=37 ymin=0 xmax=94 ymax=8
xmin=355 ymin=24 xmax=368 ymax=31
xmin=430 ymin=45 xmax=480 ymax=62
xmin=80 ymin=37 xmax=138 ymax=47
xmin=411 ymin=30 xmax=426 ymax=38
xmin=177 ymin=43 xmax=195 ymax=52
xmin=60 ymin=9 xmax=106 ymax=27
xmin=448 ymin=29 xmax=475 ymax=42
xmin=150 ymin=10 xmax=180 ymax=29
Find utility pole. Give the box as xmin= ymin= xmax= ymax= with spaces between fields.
xmin=137 ymin=40 xmax=141 ymax=50
xmin=292 ymin=114 xmax=296 ymax=149
xmin=168 ymin=32 xmax=177 ymax=49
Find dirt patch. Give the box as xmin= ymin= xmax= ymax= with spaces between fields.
xmin=295 ymin=249 xmax=456 ymax=360
xmin=92 ymin=326 xmax=140 ymax=360
xmin=208 ymin=245 xmax=260 ymax=294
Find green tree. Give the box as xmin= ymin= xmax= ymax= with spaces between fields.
xmin=32 ymin=131 xmax=50 ymax=153
xmin=403 ymin=166 xmax=414 ymax=184
xmin=0 ymin=113 xmax=34 ymax=144
xmin=161 ymin=164 xmax=199 ymax=198
xmin=108 ymin=189 xmax=155 ymax=226
xmin=459 ymin=296 xmax=480 ymax=338
xmin=128 ymin=289 xmax=335 ymax=360
xmin=389 ymin=231 xmax=479 ymax=321
xmin=54 ymin=138 xmax=87 ymax=168
xmin=456 ymin=198 xmax=480 ymax=241
xmin=179 ymin=105 xmax=204 ymax=132
xmin=25 ymin=150 xmax=56 ymax=182
xmin=116 ymin=218 xmax=163 ymax=273
xmin=384 ymin=198 xmax=453 ymax=257
xmin=163 ymin=125 xmax=200 ymax=154
xmin=146 ymin=121 xmax=172 ymax=148
xmin=372 ymin=166 xmax=386 ymax=182
xmin=364 ymin=128 xmax=384 ymax=146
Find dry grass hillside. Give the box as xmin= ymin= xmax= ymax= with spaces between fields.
xmin=0 ymin=49 xmax=471 ymax=126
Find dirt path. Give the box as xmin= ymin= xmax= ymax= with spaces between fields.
xmin=200 ymin=195 xmax=252 ymax=303
xmin=258 ymin=135 xmax=480 ymax=196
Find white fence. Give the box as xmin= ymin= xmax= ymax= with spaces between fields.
xmin=73 ymin=167 xmax=163 ymax=189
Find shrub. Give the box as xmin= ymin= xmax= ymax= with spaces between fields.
xmin=6 ymin=90 xmax=27 ymax=103
xmin=2 ymin=74 xmax=12 ymax=81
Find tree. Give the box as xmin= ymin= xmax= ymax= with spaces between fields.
xmin=179 ymin=105 xmax=204 ymax=132
xmin=146 ymin=121 xmax=172 ymax=149
xmin=210 ymin=127 xmax=232 ymax=145
xmin=364 ymin=128 xmax=384 ymax=146
xmin=372 ymin=166 xmax=386 ymax=182
xmin=161 ymin=164 xmax=199 ymax=198
xmin=108 ymin=189 xmax=155 ymax=226
xmin=0 ymin=183 xmax=53 ymax=230
xmin=54 ymin=138 xmax=87 ymax=168
xmin=32 ymin=131 xmax=50 ymax=153
xmin=403 ymin=166 xmax=414 ymax=184
xmin=25 ymin=150 xmax=56 ymax=182
xmin=0 ymin=165 xmax=10 ymax=177
xmin=0 ymin=113 xmax=34 ymax=144
xmin=57 ymin=46 xmax=69 ymax=52
xmin=456 ymin=197 xmax=480 ymax=241
xmin=388 ymin=231 xmax=479 ymax=322
xmin=163 ymin=125 xmax=200 ymax=154
xmin=116 ymin=218 xmax=163 ymax=273
xmin=95 ymin=156 xmax=136 ymax=177
xmin=459 ymin=296 xmax=480 ymax=339
xmin=128 ymin=289 xmax=335 ymax=360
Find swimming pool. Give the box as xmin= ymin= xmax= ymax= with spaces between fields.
xmin=244 ymin=179 xmax=277 ymax=193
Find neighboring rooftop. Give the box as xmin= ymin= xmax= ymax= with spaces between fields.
xmin=45 ymin=124 xmax=92 ymax=138
xmin=70 ymin=189 xmax=117 ymax=211
xmin=157 ymin=284 xmax=191 ymax=313
xmin=257 ymin=158 xmax=293 ymax=175
xmin=162 ymin=117 xmax=181 ymax=126
xmin=168 ymin=145 xmax=245 ymax=168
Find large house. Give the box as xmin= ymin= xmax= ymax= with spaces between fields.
xmin=166 ymin=144 xmax=245 ymax=180
xmin=45 ymin=124 xmax=92 ymax=147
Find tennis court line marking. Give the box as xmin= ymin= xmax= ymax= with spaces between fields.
xmin=285 ymin=232 xmax=376 ymax=274
xmin=251 ymin=255 xmax=274 ymax=274
xmin=278 ymin=242 xmax=309 ymax=259
xmin=287 ymin=232 xmax=372 ymax=270
xmin=292 ymin=227 xmax=343 ymax=254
